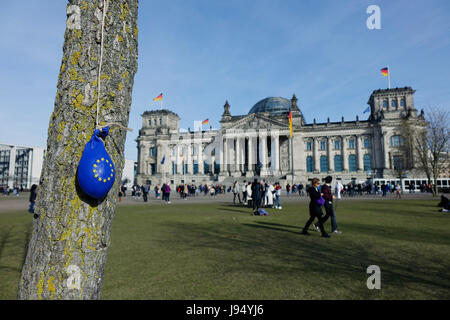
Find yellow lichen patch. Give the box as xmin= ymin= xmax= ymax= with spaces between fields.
xmin=118 ymin=82 xmax=123 ymax=91
xmin=73 ymin=29 xmax=82 ymax=39
xmin=117 ymin=35 xmax=124 ymax=42
xmin=120 ymin=3 xmax=130 ymax=21
xmin=134 ymin=26 xmax=139 ymax=38
xmin=47 ymin=277 xmax=56 ymax=299
xmin=125 ymin=25 xmax=130 ymax=33
xmin=100 ymin=74 xmax=111 ymax=81
xmin=81 ymin=1 xmax=88 ymax=10
xmin=60 ymin=63 xmax=66 ymax=73
xmin=122 ymin=71 xmax=128 ymax=79
xmin=36 ymin=275 xmax=45 ymax=300
xmin=70 ymin=51 xmax=81 ymax=65
xmin=68 ymin=68 xmax=78 ymax=81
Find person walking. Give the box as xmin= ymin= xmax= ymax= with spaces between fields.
xmin=242 ymin=180 xmax=247 ymax=205
xmin=317 ymin=176 xmax=341 ymax=234
xmin=301 ymin=178 xmax=330 ymax=238
xmin=251 ymin=179 xmax=263 ymax=215
xmin=232 ymin=181 xmax=241 ymax=204
xmin=286 ymin=183 xmax=291 ymax=196
xmin=28 ymin=184 xmax=38 ymax=214
xmin=266 ymin=182 xmax=274 ymax=208
xmin=275 ymin=182 xmax=282 ymax=209
xmin=395 ymin=184 xmax=402 ymax=199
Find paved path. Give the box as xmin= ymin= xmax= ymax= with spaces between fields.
xmin=0 ymin=191 xmax=438 ymax=213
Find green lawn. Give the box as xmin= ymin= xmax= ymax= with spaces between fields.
xmin=1 ymin=199 xmax=449 ymax=299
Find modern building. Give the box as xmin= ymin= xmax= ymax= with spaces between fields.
xmin=135 ymin=87 xmax=430 ymax=187
xmin=0 ymin=143 xmax=45 ymax=189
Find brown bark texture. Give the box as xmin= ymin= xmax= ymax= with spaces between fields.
xmin=18 ymin=0 xmax=138 ymax=299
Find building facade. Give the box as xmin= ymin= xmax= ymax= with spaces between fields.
xmin=0 ymin=144 xmax=45 ymax=189
xmin=136 ymin=87 xmax=428 ymax=186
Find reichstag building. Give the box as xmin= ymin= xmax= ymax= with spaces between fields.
xmin=135 ymin=87 xmax=426 ymax=186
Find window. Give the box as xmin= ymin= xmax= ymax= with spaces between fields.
xmin=204 ymin=162 xmax=210 ymax=174
xmin=193 ymin=161 xmax=198 ymax=174
xmin=159 ymin=118 xmax=162 ymax=125
xmin=334 ymin=140 xmax=340 ymax=150
xmin=154 ymin=119 xmax=157 ymax=126
xmin=306 ymin=141 xmax=312 ymax=151
xmin=390 ymin=135 xmax=405 ymax=147
xmin=150 ymin=163 xmax=156 ymax=175
xmin=349 ymin=139 xmax=355 ymax=149
xmin=364 ymin=138 xmax=371 ymax=148
xmin=383 ymin=100 xmax=388 ymax=108
xmin=172 ymin=162 xmax=177 ymax=175
xmin=148 ymin=120 xmax=152 ymax=126
xmin=150 ymin=147 xmax=157 ymax=157
xmin=363 ymin=154 xmax=372 ymax=171
xmin=320 ymin=141 xmax=326 ymax=151
xmin=393 ymin=156 xmax=404 ymax=171
xmin=400 ymin=99 xmax=406 ymax=107
xmin=306 ymin=156 xmax=314 ymax=172
xmin=348 ymin=154 xmax=357 ymax=172
xmin=334 ymin=155 xmax=343 ymax=172
xmin=320 ymin=156 xmax=328 ymax=172
xmin=391 ymin=100 xmax=397 ymax=108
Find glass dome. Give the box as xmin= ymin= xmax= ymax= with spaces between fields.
xmin=248 ymin=97 xmax=291 ymax=116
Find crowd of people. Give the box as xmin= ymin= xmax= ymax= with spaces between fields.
xmin=0 ymin=185 xmax=22 ymax=196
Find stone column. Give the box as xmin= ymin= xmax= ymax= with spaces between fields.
xmin=223 ymin=136 xmax=229 ymax=175
xmin=313 ymin=137 xmax=320 ymax=172
xmin=382 ymin=132 xmax=390 ymax=169
xmin=219 ymin=135 xmax=225 ymax=174
xmin=246 ymin=135 xmax=254 ymax=177
xmin=187 ymin=145 xmax=193 ymax=175
xmin=259 ymin=134 xmax=268 ymax=175
xmin=271 ymin=134 xmax=280 ymax=175
xmin=342 ymin=136 xmax=348 ymax=171
xmin=7 ymin=147 xmax=16 ymax=188
xmin=328 ymin=137 xmax=334 ymax=172
xmin=235 ymin=136 xmax=241 ymax=174
xmin=357 ymin=136 xmax=364 ymax=171
xmin=197 ymin=143 xmax=204 ymax=174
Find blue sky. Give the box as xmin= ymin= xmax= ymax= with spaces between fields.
xmin=0 ymin=0 xmax=449 ymax=161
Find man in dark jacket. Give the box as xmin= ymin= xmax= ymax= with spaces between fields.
xmin=251 ymin=179 xmax=264 ymax=214
xmin=316 ymin=176 xmax=341 ymax=234
xmin=301 ymin=178 xmax=330 ymax=238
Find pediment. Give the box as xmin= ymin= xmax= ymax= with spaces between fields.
xmin=226 ymin=114 xmax=289 ymax=130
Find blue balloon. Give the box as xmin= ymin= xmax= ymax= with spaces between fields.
xmin=77 ymin=127 xmax=115 ymax=199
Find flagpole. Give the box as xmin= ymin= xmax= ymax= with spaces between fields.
xmin=388 ymin=65 xmax=391 ymax=89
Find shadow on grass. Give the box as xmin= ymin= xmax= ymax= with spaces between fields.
xmin=159 ymin=219 xmax=450 ymax=298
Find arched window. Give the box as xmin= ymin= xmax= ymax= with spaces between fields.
xmin=306 ymin=156 xmax=314 ymax=172
xmin=334 ymin=140 xmax=340 ymax=150
xmin=383 ymin=100 xmax=388 ymax=108
xmin=334 ymin=155 xmax=343 ymax=172
xmin=363 ymin=154 xmax=372 ymax=171
xmin=306 ymin=141 xmax=312 ymax=151
xmin=390 ymin=135 xmax=405 ymax=147
xmin=348 ymin=154 xmax=357 ymax=172
xmin=320 ymin=156 xmax=328 ymax=172
xmin=400 ymin=98 xmax=406 ymax=107
xmin=391 ymin=100 xmax=397 ymax=108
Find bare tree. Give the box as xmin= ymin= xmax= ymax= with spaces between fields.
xmin=423 ymin=107 xmax=450 ymax=195
xmin=18 ymin=0 xmax=139 ymax=299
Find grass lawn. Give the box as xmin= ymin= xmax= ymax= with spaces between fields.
xmin=1 ymin=198 xmax=449 ymax=299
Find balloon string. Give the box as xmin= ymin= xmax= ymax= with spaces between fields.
xmin=95 ymin=0 xmax=132 ymax=132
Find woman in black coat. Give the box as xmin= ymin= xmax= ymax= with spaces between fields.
xmin=28 ymin=184 xmax=37 ymax=214
xmin=301 ymin=178 xmax=330 ymax=237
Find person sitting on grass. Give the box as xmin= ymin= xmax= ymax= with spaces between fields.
xmin=438 ymin=195 xmax=449 ymax=212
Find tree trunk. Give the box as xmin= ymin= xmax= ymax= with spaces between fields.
xmin=18 ymin=0 xmax=138 ymax=300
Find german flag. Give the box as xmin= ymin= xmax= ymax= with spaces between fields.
xmin=381 ymin=67 xmax=389 ymax=76
xmin=289 ymin=111 xmax=293 ymax=138
xmin=153 ymin=93 xmax=163 ymax=101
xmin=201 ymin=119 xmax=209 ymax=125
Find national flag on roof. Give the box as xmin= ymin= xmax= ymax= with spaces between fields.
xmin=202 ymin=119 xmax=209 ymax=125
xmin=363 ymin=106 xmax=370 ymax=113
xmin=153 ymin=93 xmax=163 ymax=101
xmin=381 ymin=67 xmax=389 ymax=76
